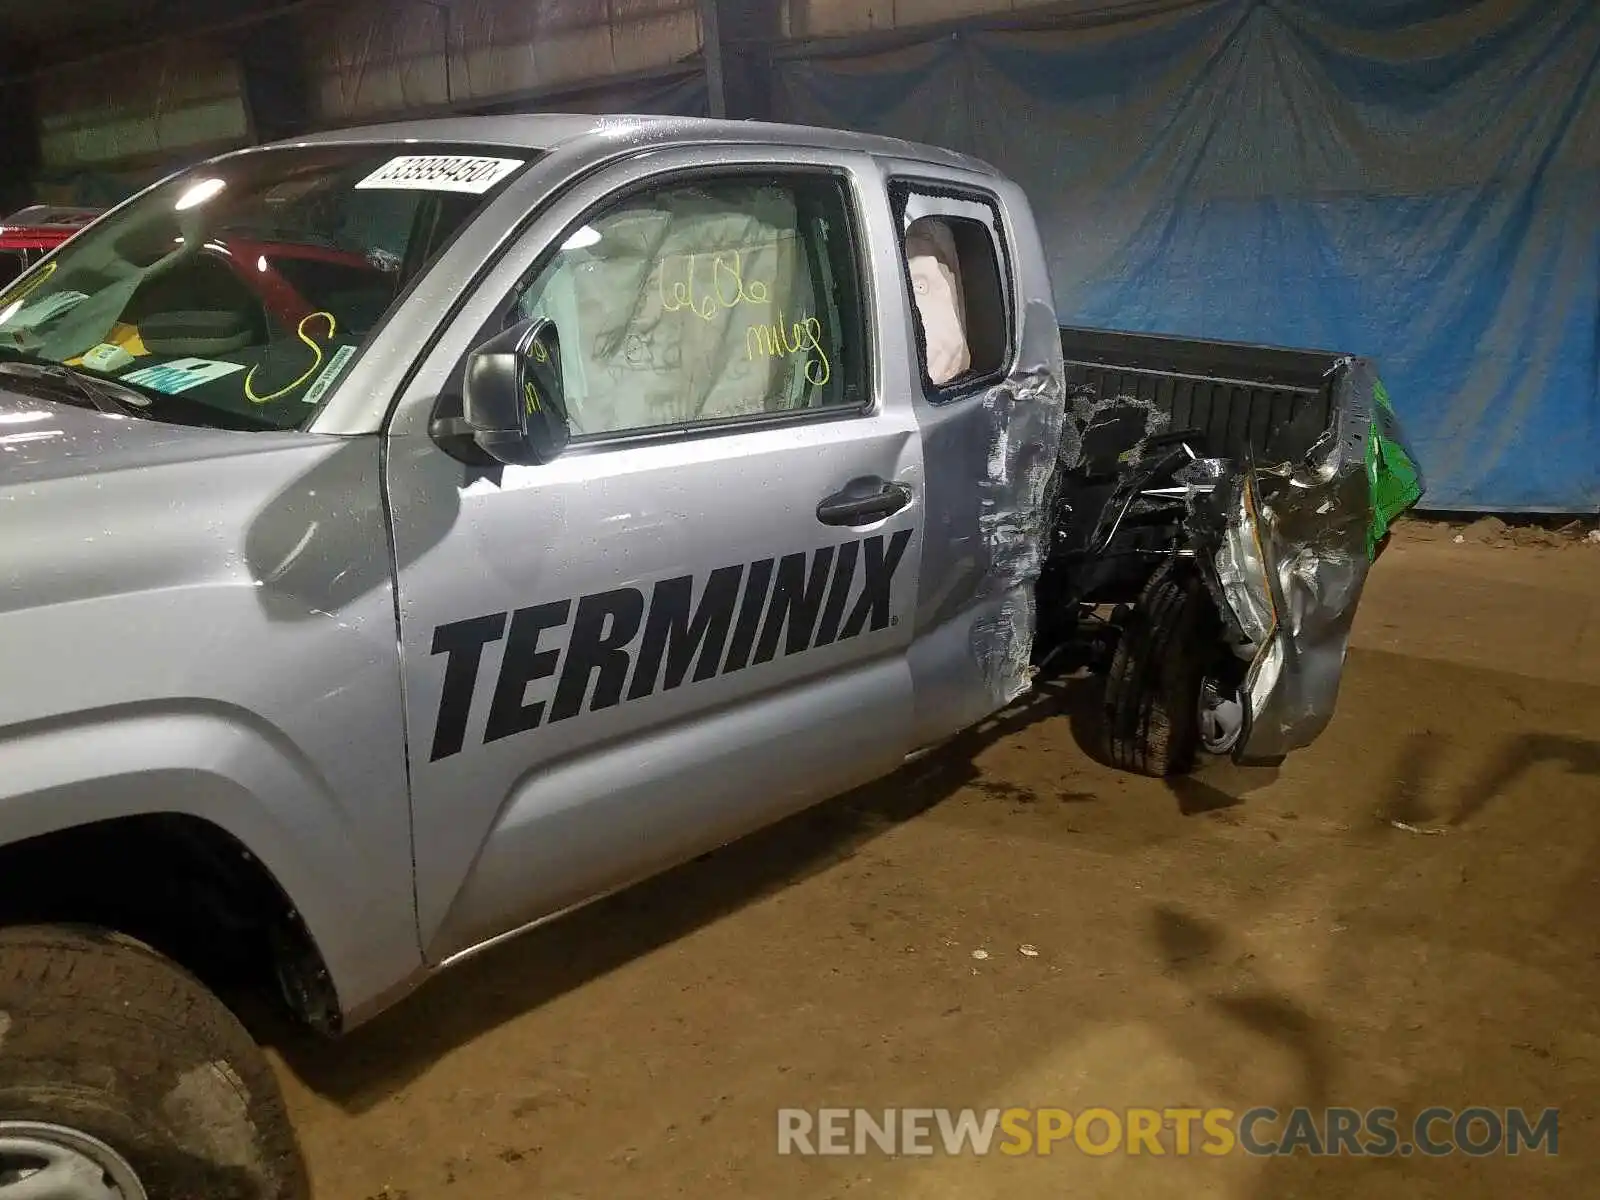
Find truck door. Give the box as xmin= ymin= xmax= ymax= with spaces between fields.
xmin=384 ymin=150 xmax=928 ymax=963
xmin=881 ymin=171 xmax=1067 ymax=749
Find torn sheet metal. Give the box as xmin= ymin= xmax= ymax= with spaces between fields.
xmin=900 ymin=176 xmax=1066 ymax=742
xmin=906 ymin=292 xmax=1067 ymax=742
xmin=968 ymin=297 xmax=1069 ymax=707
xmin=1227 ymin=357 xmax=1425 ymax=763
xmin=1028 ymin=376 xmax=1192 ymax=638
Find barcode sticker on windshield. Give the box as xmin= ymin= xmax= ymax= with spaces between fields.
xmin=302 ymin=344 xmax=358 ymax=405
xmin=355 ymin=155 xmax=524 ymax=194
xmin=123 ymin=357 xmax=244 ymax=395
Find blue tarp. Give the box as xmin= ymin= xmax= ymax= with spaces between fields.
xmin=774 ymin=0 xmax=1600 ymax=512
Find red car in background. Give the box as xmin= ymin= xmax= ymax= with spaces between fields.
xmin=2 ymin=205 xmax=395 ymax=338
xmin=0 ymin=206 xmax=102 ymax=289
xmin=209 ymin=233 xmax=400 ymax=338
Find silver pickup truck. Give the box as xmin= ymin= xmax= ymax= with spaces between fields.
xmin=0 ymin=114 xmax=1419 ymax=1199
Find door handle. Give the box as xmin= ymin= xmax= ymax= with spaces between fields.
xmin=816 ymin=477 xmax=913 ymax=527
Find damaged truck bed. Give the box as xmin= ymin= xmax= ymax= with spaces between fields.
xmin=1034 ymin=326 xmax=1425 ymax=777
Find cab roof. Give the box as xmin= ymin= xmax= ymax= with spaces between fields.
xmin=261 ymin=112 xmax=998 ymax=177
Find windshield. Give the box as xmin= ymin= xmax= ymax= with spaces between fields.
xmin=0 ymin=144 xmax=533 ymax=430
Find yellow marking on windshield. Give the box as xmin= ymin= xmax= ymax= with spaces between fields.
xmin=244 ymin=311 xmax=338 ymax=404
xmin=0 ymin=261 xmax=57 ymax=311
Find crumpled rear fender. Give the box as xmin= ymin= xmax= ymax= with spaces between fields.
xmin=1228 ymin=358 xmax=1425 ymax=762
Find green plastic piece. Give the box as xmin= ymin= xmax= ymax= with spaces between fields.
xmin=1365 ymin=379 xmax=1423 ymax=559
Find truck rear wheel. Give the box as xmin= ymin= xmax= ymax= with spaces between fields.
xmin=1102 ymin=566 xmax=1237 ymax=777
xmin=0 ymin=926 xmax=308 ymax=1200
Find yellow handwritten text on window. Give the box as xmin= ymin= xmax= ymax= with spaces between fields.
xmin=658 ymin=251 xmax=771 ymax=321
xmin=745 ymin=313 xmax=831 ymax=387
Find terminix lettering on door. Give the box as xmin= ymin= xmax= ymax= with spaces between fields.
xmin=426 ymin=528 xmax=914 ymax=761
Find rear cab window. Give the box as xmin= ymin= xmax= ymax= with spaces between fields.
xmin=889 ymin=182 xmax=1014 ymax=400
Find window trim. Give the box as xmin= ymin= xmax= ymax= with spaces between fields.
xmin=460 ymin=162 xmax=876 ymax=454
xmin=887 ymin=177 xmax=1017 ymax=406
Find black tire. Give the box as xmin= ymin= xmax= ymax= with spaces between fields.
xmin=1102 ymin=566 xmax=1223 ymax=777
xmin=0 ymin=925 xmax=308 ymax=1199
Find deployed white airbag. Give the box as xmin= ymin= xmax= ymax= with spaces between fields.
xmin=905 ymin=217 xmax=970 ymax=386
xmin=519 ymin=185 xmax=822 ymax=435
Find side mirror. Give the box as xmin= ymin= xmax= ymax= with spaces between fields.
xmin=460 ymin=316 xmax=570 ymax=465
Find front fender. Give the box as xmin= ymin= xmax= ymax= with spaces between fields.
xmin=0 ymin=702 xmax=420 ymax=1021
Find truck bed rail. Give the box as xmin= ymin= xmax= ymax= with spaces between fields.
xmin=1060 ymin=325 xmax=1342 ymax=466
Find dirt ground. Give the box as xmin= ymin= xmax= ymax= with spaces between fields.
xmin=268 ymin=521 xmax=1600 ymax=1199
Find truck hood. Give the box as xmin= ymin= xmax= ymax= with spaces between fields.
xmin=0 ymin=388 xmax=261 ymax=486
xmin=0 ymin=386 xmax=384 ymax=627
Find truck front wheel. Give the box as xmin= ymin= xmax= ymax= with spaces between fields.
xmin=0 ymin=925 xmax=307 ymax=1200
xmin=1102 ymin=566 xmax=1241 ymax=777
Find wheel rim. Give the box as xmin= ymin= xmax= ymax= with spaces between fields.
xmin=0 ymin=1123 xmax=147 ymax=1200
xmin=1197 ymin=673 xmax=1245 ymax=755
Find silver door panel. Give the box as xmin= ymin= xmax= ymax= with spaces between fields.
xmin=429 ymin=652 xmax=911 ymax=956
xmin=386 ymin=146 xmax=929 ymax=960
xmin=392 ymin=419 xmax=923 ymax=959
